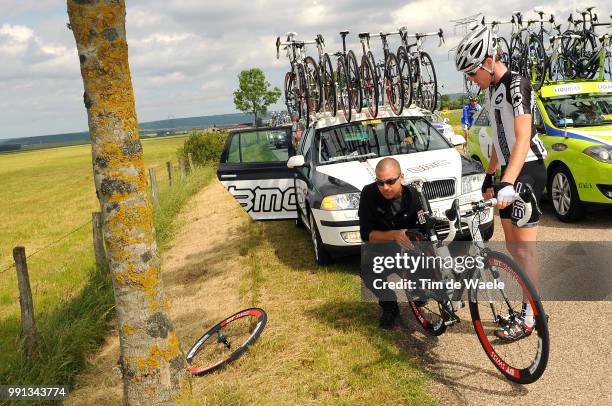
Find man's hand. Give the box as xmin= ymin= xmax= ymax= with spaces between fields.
xmin=394 ymin=229 xmax=414 ymax=250
xmin=496 ymin=183 xmax=517 ymax=209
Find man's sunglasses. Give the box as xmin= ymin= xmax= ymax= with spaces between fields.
xmin=375 ymin=174 xmax=401 ymax=186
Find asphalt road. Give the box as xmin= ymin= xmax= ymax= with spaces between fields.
xmin=413 ymin=201 xmax=612 ymax=405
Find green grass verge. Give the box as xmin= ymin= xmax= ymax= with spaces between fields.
xmin=203 ymin=219 xmax=438 ymax=404
xmin=0 ymin=137 xmax=215 ymax=393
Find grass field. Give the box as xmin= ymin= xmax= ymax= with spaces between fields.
xmin=0 ymin=135 xmax=215 ymax=386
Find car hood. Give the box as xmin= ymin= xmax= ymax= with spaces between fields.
xmin=315 ymin=149 xmax=464 ymax=191
xmin=547 ymin=124 xmax=612 ymax=146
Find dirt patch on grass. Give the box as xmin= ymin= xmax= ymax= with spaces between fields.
xmin=66 ymin=181 xmax=251 ymax=405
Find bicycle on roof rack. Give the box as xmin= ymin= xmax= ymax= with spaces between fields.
xmin=312 ymin=33 xmax=337 ymax=116
xmin=509 ymin=8 xmax=549 ymax=91
xmin=357 ymin=32 xmax=381 ymax=118
xmin=398 ymin=28 xmax=443 ymax=112
xmin=373 ymin=31 xmax=405 ymax=116
xmin=276 ymin=32 xmax=319 ymax=127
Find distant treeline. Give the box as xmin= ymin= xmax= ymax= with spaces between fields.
xmin=0 ymin=112 xmax=265 ymax=148
xmin=0 ymin=144 xmax=21 ymax=152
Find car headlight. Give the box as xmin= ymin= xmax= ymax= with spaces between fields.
xmin=583 ymin=145 xmax=612 ymax=164
xmin=321 ymin=193 xmax=360 ymax=210
xmin=462 ymin=174 xmax=485 ymax=194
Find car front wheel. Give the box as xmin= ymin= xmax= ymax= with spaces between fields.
xmin=309 ymin=211 xmax=332 ymax=266
xmin=549 ymin=165 xmax=585 ymax=222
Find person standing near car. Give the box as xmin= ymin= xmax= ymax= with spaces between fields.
xmin=455 ymin=26 xmax=548 ymax=341
xmin=358 ymin=157 xmax=424 ymax=330
xmin=461 ymin=97 xmax=481 ymax=139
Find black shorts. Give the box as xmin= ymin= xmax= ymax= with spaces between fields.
xmin=499 ymin=160 xmax=546 ymax=227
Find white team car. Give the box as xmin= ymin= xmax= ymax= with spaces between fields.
xmin=217 ymin=105 xmax=493 ymax=265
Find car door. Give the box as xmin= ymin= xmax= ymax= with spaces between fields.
xmin=294 ymin=126 xmax=314 ymax=223
xmin=217 ymin=126 xmax=297 ymax=220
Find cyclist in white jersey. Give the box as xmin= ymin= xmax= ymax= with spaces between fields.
xmin=455 ymin=27 xmax=548 ymax=341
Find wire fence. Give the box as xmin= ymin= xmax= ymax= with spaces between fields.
xmin=0 ymin=219 xmax=92 ymax=276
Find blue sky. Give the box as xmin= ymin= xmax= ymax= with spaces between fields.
xmin=0 ymin=0 xmax=606 ymax=139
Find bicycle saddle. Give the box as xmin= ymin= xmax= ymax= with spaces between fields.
xmin=358 ymin=32 xmax=370 ymax=38
xmin=533 ymin=7 xmax=544 ymax=16
xmin=339 ymin=30 xmax=349 ymax=36
xmin=286 ymin=31 xmax=298 ymax=39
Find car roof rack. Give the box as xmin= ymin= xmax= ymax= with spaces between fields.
xmin=309 ymin=105 xmax=426 ymax=129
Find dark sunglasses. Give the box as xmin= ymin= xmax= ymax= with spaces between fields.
xmin=375 ymin=174 xmax=401 ymax=186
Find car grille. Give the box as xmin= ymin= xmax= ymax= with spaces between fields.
xmin=423 ymin=179 xmax=455 ymax=200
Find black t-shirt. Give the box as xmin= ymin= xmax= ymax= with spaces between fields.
xmin=358 ymin=182 xmax=423 ymax=242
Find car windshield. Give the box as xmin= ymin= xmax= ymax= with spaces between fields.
xmin=543 ymin=93 xmax=612 ymax=127
xmin=317 ymin=117 xmax=451 ymax=164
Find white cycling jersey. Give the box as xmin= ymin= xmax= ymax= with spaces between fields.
xmin=486 ymin=70 xmax=547 ymax=166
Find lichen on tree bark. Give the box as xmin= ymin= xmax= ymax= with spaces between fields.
xmin=67 ymin=1 xmax=191 ymax=403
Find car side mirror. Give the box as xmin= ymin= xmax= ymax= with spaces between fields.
xmin=450 ymin=134 xmax=466 ymax=146
xmin=287 ymin=155 xmax=306 ymax=168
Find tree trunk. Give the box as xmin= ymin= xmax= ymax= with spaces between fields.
xmin=67 ymin=1 xmax=190 ymax=404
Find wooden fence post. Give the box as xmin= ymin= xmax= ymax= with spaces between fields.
xmin=13 ymin=247 xmax=37 ymax=358
xmin=166 ymin=161 xmax=174 ymax=186
xmin=148 ymin=167 xmax=159 ymax=207
xmin=92 ymin=212 xmax=107 ymax=271
xmin=178 ymin=158 xmax=186 ymax=179
xmin=187 ymin=153 xmax=195 ymax=172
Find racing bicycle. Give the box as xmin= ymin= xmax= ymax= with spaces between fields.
xmin=402 ymin=178 xmax=550 ymax=384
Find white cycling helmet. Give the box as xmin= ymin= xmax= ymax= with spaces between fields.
xmin=455 ymin=26 xmax=495 ymax=74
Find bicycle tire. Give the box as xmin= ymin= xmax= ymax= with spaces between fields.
xmin=284 ymin=71 xmax=298 ymax=118
xmin=298 ymin=65 xmax=310 ymax=127
xmin=385 ymin=52 xmax=404 ymax=115
xmin=347 ymin=50 xmax=362 ymax=113
xmin=187 ymin=308 xmax=268 ymax=376
xmin=360 ymin=54 xmax=379 ymax=118
xmin=418 ymin=52 xmax=437 ymax=112
xmin=509 ymin=35 xmax=525 ymax=75
xmin=525 ymin=34 xmax=546 ymax=91
xmin=336 ymin=57 xmax=352 ymax=121
xmin=322 ymin=53 xmax=337 ymax=116
xmin=409 ymin=300 xmax=447 ymax=336
xmin=468 ymin=251 xmax=549 ymax=384
xmin=397 ymin=46 xmax=414 ymax=108
xmin=304 ymin=56 xmax=322 ymax=113
xmin=497 ymin=36 xmax=510 ymax=66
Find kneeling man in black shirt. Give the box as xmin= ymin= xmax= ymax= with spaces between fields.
xmin=358 ymin=157 xmax=423 ymax=329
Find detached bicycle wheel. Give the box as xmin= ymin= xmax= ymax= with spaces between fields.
xmin=469 ymin=251 xmax=549 ymax=384
xmin=187 ymin=308 xmax=267 ymax=376
xmin=361 ymin=55 xmax=379 ymax=118
xmin=385 ymin=52 xmax=404 ymax=115
xmin=322 ymin=53 xmax=337 ymax=116
xmin=418 ymin=52 xmax=437 ymax=112
xmin=337 ymin=57 xmax=352 ymax=122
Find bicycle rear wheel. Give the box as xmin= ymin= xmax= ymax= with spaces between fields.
xmin=525 ymin=34 xmax=546 ymax=91
xmin=497 ymin=36 xmax=510 ymax=66
xmin=284 ymin=71 xmax=298 ymax=118
xmin=347 ymin=50 xmax=362 ymax=113
xmin=304 ymin=56 xmax=322 ymax=113
xmin=385 ymin=52 xmax=404 ymax=115
xmin=418 ymin=52 xmax=437 ymax=112
xmin=468 ymin=251 xmax=549 ymax=384
xmin=322 ymin=53 xmax=337 ymax=116
xmin=337 ymin=57 xmax=352 ymax=121
xmin=187 ymin=308 xmax=267 ymax=376
xmin=297 ymin=65 xmax=310 ymax=127
xmin=397 ymin=46 xmax=413 ymax=108
xmin=360 ymin=55 xmax=379 ymax=118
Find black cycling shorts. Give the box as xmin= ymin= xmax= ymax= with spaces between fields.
xmin=499 ymin=160 xmax=546 ymax=227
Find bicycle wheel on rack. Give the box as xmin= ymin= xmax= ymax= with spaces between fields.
xmin=304 ymin=56 xmax=322 ymax=113
xmin=419 ymin=51 xmax=437 ymax=112
xmin=468 ymin=251 xmax=549 ymax=384
xmin=284 ymin=71 xmax=298 ymax=118
xmin=525 ymin=34 xmax=546 ymax=91
xmin=337 ymin=57 xmax=352 ymax=121
xmin=361 ymin=55 xmax=379 ymax=118
xmin=509 ymin=35 xmax=525 ymax=75
xmin=497 ymin=36 xmax=510 ymax=66
xmin=187 ymin=308 xmax=267 ymax=376
xmin=397 ymin=46 xmax=413 ymax=108
xmin=297 ymin=65 xmax=310 ymax=127
xmin=322 ymin=53 xmax=337 ymax=116
xmin=385 ymin=52 xmax=404 ymax=115
xmin=347 ymin=50 xmax=362 ymax=114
